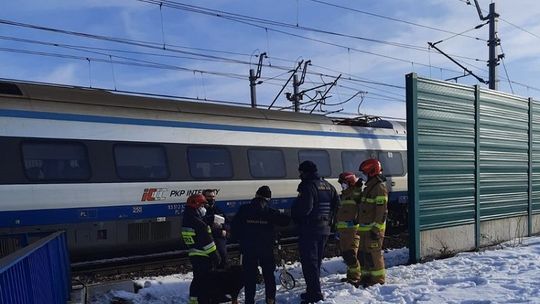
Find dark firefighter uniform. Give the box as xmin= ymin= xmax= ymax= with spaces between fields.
xmin=231 ymin=186 xmax=290 ymax=304
xmin=182 ymin=194 xmax=221 ymax=304
xmin=336 ymin=172 xmax=363 ymax=283
xmin=292 ymin=161 xmax=340 ymax=303
xmin=357 ymin=159 xmax=388 ymax=286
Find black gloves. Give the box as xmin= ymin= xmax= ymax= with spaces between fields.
xmin=210 ymin=251 xmax=221 ymax=268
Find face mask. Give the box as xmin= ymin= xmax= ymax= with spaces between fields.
xmin=197 ymin=206 xmax=207 ymax=217
xmin=205 ymin=194 xmax=216 ymax=204
xmin=341 ymin=183 xmax=349 ymax=190
xmin=359 ymin=173 xmax=367 ymax=181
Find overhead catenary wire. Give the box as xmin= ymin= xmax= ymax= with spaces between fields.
xmin=0 ymin=34 xmax=393 ymax=94
xmin=437 ymin=35 xmax=540 ymax=94
xmin=0 ymin=47 xmax=249 ymax=80
xmin=0 ymin=33 xmax=411 ymax=99
xmin=432 ymin=22 xmax=489 ymax=45
xmin=458 ymin=0 xmax=540 ymax=41
xmin=1 ymin=2 xmax=529 ymax=109
xmin=3 ymin=20 xmax=539 ymax=97
xmin=0 ymin=35 xmax=268 ymax=67
xmin=499 ymin=17 xmax=540 ymax=40
xmin=4 ymin=33 xmax=509 ymax=102
xmin=0 ymin=20 xmax=420 ymax=92
xmin=323 ymin=91 xmax=365 ymax=106
xmin=138 ymin=0 xmax=426 ymax=51
xmin=308 ymin=0 xmax=485 ymax=42
xmin=136 ymin=0 xmax=483 ymax=62
xmin=0 ymin=15 xmax=491 ymax=97
xmin=2 ymin=4 xmax=538 ymax=120
xmin=337 ymin=83 xmax=403 ymax=102
xmin=499 ymin=42 xmax=514 ymax=94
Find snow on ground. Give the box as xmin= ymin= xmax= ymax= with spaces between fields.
xmin=93 ymin=237 xmax=540 ymax=303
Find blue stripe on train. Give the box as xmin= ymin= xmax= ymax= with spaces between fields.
xmin=0 ymin=109 xmax=406 ymax=140
xmin=0 ymin=198 xmax=294 ymax=228
xmin=0 ymin=192 xmax=407 ymax=228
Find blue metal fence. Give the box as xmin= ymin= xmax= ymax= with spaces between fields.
xmin=0 ymin=231 xmax=71 ymax=304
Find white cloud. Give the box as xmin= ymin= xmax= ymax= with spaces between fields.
xmin=40 ymin=63 xmax=80 ymax=84
xmin=121 ymin=70 xmax=195 ymax=88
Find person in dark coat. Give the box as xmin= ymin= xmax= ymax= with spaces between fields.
xmin=231 ymin=185 xmax=290 ymax=304
xmin=291 ymin=161 xmax=340 ymax=304
xmin=181 ymin=194 xmax=221 ymax=304
xmin=203 ymin=189 xmax=229 ymax=269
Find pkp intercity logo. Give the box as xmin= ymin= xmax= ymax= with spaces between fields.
xmin=141 ymin=188 xmax=168 ymax=201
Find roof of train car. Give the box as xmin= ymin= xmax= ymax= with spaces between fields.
xmin=4 ymin=80 xmax=332 ymax=123
xmin=0 ymin=79 xmax=406 ymax=133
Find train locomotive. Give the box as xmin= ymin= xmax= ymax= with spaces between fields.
xmin=0 ymin=80 xmax=407 ymax=261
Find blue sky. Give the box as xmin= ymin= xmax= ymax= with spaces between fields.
xmin=2 ymin=0 xmax=540 ymax=119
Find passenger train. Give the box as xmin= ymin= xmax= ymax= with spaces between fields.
xmin=0 ymin=80 xmax=407 ymax=260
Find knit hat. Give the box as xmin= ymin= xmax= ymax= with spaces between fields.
xmin=256 ymin=185 xmax=272 ymax=199
xmin=298 ymin=160 xmax=318 ymax=173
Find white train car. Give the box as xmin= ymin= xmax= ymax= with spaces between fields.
xmin=0 ymin=80 xmax=407 ymax=260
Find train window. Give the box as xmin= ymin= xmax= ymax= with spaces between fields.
xmin=114 ymin=144 xmax=169 ymax=180
xmin=298 ymin=150 xmax=331 ymax=177
xmin=341 ymin=150 xmax=370 ymax=176
xmin=187 ymin=147 xmax=233 ymax=178
xmin=248 ymin=149 xmax=286 ymax=178
xmin=22 ymin=142 xmax=90 ymax=181
xmin=378 ymin=151 xmax=404 ymax=176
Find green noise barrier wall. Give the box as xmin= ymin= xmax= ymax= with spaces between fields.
xmin=406 ymin=73 xmax=540 ymax=263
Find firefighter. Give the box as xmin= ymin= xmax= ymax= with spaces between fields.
xmin=357 ymin=159 xmax=388 ymax=287
xmin=202 ymin=189 xmax=228 ymax=269
xmin=231 ymin=185 xmax=290 ymax=304
xmin=182 ymin=194 xmax=221 ymax=304
xmin=336 ymin=171 xmax=363 ymax=285
xmin=292 ymin=160 xmax=340 ymax=304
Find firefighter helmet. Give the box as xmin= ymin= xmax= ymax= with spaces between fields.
xmin=338 ymin=171 xmax=359 ymax=186
xmin=186 ymin=194 xmax=207 ymax=209
xmin=359 ymin=159 xmax=382 ymax=177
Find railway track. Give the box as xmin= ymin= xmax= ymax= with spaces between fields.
xmin=72 ymin=238 xmax=300 ymax=283
xmin=72 ymin=250 xmax=192 ymax=281
xmin=71 ymin=233 xmax=407 ymax=283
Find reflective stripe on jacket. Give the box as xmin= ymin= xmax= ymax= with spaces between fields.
xmin=357 ymin=175 xmax=388 ymax=233
xmin=182 ymin=207 xmax=217 ymax=257
xmin=336 ymin=184 xmax=362 ymax=225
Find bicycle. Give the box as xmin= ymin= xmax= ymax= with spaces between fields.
xmin=275 ymin=239 xmax=296 ymax=290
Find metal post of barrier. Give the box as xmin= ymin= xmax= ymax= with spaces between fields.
xmin=406 ymin=73 xmax=420 ymax=263
xmin=528 ymin=97 xmax=533 ymax=236
xmin=474 ymin=85 xmax=481 ymax=249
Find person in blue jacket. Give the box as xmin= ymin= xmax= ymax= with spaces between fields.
xmin=231 ymin=185 xmax=290 ymax=304
xmin=291 ymin=161 xmax=340 ymax=303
